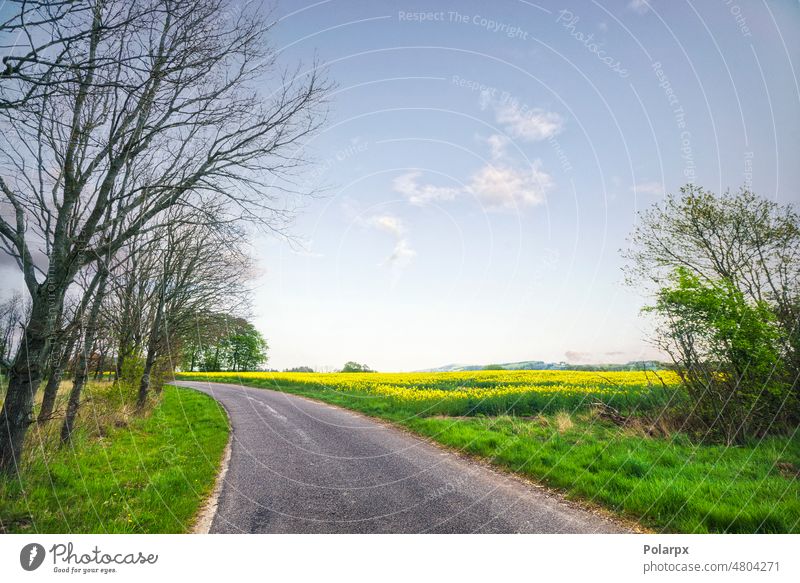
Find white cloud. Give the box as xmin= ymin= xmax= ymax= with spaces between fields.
xmin=392 ymin=171 xmax=459 ymax=205
xmin=392 ymin=133 xmax=555 ymax=212
xmin=487 ymin=133 xmax=510 ymax=160
xmin=366 ymin=214 xmax=405 ymax=237
xmin=628 ymin=0 xmax=650 ymax=14
xmin=362 ymin=212 xmax=416 ymax=270
xmin=467 ymin=161 xmax=553 ymax=209
xmin=393 ymin=153 xmax=554 ymax=212
xmin=479 ymin=89 xmax=494 ymax=111
xmin=630 ymin=181 xmax=665 ymax=196
xmin=384 ymin=238 xmax=416 ymax=269
xmin=494 ymin=101 xmax=563 ymax=141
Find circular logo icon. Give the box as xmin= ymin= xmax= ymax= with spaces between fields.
xmin=20 ymin=543 xmax=46 ymax=571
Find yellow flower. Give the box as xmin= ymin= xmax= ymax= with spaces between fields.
xmin=178 ymin=370 xmax=679 ymax=413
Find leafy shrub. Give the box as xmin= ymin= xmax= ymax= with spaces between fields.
xmin=648 ymin=268 xmax=794 ymax=443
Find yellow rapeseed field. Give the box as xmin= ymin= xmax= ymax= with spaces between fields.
xmin=177 ymin=369 xmax=681 ymax=416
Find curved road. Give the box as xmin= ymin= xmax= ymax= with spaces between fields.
xmin=175 ymin=380 xmax=628 ymax=534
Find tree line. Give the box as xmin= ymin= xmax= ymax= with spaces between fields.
xmin=181 ymin=317 xmax=268 ymax=373
xmin=0 ymin=0 xmax=328 ymax=474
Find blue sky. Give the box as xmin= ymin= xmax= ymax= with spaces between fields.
xmin=250 ymin=0 xmax=800 ymax=371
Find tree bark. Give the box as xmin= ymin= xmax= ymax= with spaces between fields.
xmin=60 ymin=355 xmax=86 ymax=445
xmin=115 ymin=350 xmax=125 ymax=382
xmin=38 ymin=334 xmax=78 ymax=424
xmin=137 ymin=287 xmax=165 ymax=410
xmin=93 ymin=347 xmax=105 ymax=380
xmin=0 ymin=291 xmax=60 ymax=474
xmin=60 ymin=271 xmax=107 ymax=445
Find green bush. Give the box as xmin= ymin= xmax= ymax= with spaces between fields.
xmin=649 ymin=268 xmax=794 ymax=443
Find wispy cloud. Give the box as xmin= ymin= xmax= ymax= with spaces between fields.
xmin=467 ymin=161 xmax=552 ymax=210
xmin=393 ymin=132 xmax=554 ymax=212
xmin=494 ymin=101 xmax=563 ymax=141
xmin=630 ymin=181 xmax=665 ymax=196
xmin=487 ymin=133 xmax=510 ymax=160
xmin=366 ymin=214 xmax=405 ymax=237
xmin=565 ymin=350 xmax=593 ymax=363
xmin=392 ymin=171 xmax=460 ymax=205
xmin=385 ymin=238 xmax=416 ymax=269
xmin=362 ymin=213 xmax=416 ymax=270
xmin=628 ymin=0 xmax=650 ymax=14
xmin=393 ymin=160 xmax=553 ymax=212
xmin=480 ymin=91 xmax=563 ymax=142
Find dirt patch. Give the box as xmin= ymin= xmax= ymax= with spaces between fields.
xmin=776 ymin=461 xmax=799 ymax=479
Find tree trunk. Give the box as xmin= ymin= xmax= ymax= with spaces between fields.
xmin=93 ymin=348 xmax=105 ymax=380
xmin=0 ymin=292 xmax=58 ymax=474
xmin=60 ymin=354 xmax=87 ymax=445
xmin=61 ymin=271 xmax=107 ymax=445
xmin=137 ymin=288 xmax=165 ymax=410
xmin=115 ymin=350 xmax=125 ymax=382
xmin=38 ymin=334 xmax=78 ymax=424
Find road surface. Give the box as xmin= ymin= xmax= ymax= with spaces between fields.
xmin=174 ymin=380 xmax=629 ymax=533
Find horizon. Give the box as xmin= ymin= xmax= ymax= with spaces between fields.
xmin=262 ymin=357 xmax=672 ymax=373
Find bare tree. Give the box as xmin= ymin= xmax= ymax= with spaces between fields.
xmin=1 ymin=1 xmax=94 ymax=109
xmin=135 ymin=208 xmax=252 ymax=408
xmin=0 ymin=292 xmax=26 ymax=374
xmin=0 ymin=0 xmax=328 ymax=474
xmin=104 ymin=234 xmax=153 ymax=383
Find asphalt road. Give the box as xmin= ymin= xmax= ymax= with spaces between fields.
xmin=174 ymin=380 xmax=628 ymax=533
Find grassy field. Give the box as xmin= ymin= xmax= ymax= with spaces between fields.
xmin=0 ymin=382 xmax=229 ymax=533
xmin=176 ymin=370 xmax=800 ymax=533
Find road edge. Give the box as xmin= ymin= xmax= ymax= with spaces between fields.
xmin=183 ymin=385 xmax=233 ymax=534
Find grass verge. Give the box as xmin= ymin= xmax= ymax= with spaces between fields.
xmin=0 ymin=383 xmax=229 ymax=533
xmin=177 ymin=374 xmax=800 ymax=533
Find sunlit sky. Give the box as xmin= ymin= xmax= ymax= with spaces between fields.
xmin=2 ymin=1 xmax=798 ymax=371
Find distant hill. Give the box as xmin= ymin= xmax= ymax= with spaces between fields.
xmin=418 ymin=360 xmax=668 ymax=372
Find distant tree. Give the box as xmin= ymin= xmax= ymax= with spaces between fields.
xmin=181 ymin=313 xmax=239 ymax=373
xmin=183 ymin=318 xmax=268 ymax=372
xmin=224 ymin=324 xmax=269 ymax=372
xmin=285 ymin=366 xmax=314 ymax=373
xmin=341 ymin=361 xmax=373 ymax=373
xmin=484 ymin=364 xmax=504 ymax=370
xmin=0 ymin=293 xmax=26 ymax=376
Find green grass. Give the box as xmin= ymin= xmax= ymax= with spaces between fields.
xmin=405 ymin=415 xmax=800 ymax=533
xmin=179 ymin=374 xmax=800 ymax=533
xmin=0 ymin=384 xmax=229 ymax=533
